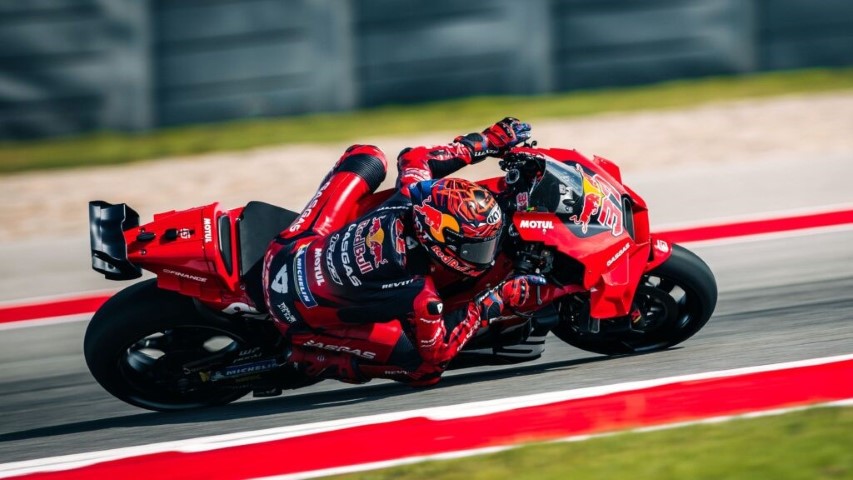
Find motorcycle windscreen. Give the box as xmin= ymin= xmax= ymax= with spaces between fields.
xmin=528 ymin=161 xmax=584 ymax=214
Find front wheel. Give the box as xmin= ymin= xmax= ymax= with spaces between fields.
xmin=84 ymin=280 xmax=253 ymax=411
xmin=552 ymin=244 xmax=717 ymax=355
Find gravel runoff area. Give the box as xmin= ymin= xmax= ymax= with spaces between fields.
xmin=1 ymin=91 xmax=852 ymax=243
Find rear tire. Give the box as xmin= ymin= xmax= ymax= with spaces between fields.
xmin=552 ymin=244 xmax=717 ymax=355
xmin=84 ymin=280 xmax=252 ymax=411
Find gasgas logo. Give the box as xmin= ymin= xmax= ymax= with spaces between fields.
xmin=606 ymin=242 xmax=631 ymax=267
xmin=518 ymin=219 xmax=554 ymax=230
xmin=303 ymin=340 xmax=377 ymax=360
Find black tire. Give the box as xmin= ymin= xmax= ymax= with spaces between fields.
xmin=84 ymin=280 xmax=252 ymax=411
xmin=552 ymin=244 xmax=717 ymax=355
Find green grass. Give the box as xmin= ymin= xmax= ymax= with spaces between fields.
xmin=2 ymin=68 xmax=853 ymax=174
xmin=326 ymin=406 xmax=853 ymax=480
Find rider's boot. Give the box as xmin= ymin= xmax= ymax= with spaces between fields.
xmin=287 ymin=346 xmax=367 ymax=384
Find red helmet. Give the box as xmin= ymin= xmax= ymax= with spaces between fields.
xmin=411 ymin=178 xmax=503 ymax=275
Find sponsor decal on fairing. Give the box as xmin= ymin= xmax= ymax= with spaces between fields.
xmin=518 ymin=219 xmax=554 ymax=230
xmin=606 ymin=241 xmax=632 ymax=267
xmin=516 ymin=191 xmax=529 ymax=211
xmin=203 ymin=218 xmax=213 ymax=243
xmin=162 ymin=268 xmax=207 ymax=283
xmin=569 ymin=164 xmax=625 ymax=237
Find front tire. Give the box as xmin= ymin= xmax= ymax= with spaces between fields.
xmin=84 ymin=280 xmax=252 ymax=411
xmin=552 ymin=244 xmax=717 ymax=355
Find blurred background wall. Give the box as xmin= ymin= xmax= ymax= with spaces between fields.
xmin=2 ymin=0 xmax=852 ymax=139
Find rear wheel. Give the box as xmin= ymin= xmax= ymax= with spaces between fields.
xmin=84 ymin=280 xmax=252 ymax=411
xmin=552 ymin=244 xmax=717 ymax=355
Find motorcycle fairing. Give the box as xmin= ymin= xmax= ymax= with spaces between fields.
xmin=508 ymin=148 xmax=658 ymax=318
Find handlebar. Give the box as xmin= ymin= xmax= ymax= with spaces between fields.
xmin=498 ymin=144 xmax=546 ymax=190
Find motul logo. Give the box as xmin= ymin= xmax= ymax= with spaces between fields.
xmin=518 ymin=219 xmax=554 ymax=230
xmin=203 ymin=218 xmax=213 ymax=243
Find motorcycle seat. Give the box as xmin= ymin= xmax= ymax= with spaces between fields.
xmin=237 ymin=201 xmax=298 ymax=308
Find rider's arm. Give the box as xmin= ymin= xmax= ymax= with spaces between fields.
xmin=396 ymin=117 xmax=532 ymax=190
xmin=410 ymin=275 xmax=544 ymax=366
xmin=396 ymin=143 xmax=476 ymax=190
xmin=410 ymin=277 xmax=481 ymax=366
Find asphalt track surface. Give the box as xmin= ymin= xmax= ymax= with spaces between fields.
xmin=1 ymin=226 xmax=852 ymax=464
xmin=1 ymin=152 xmax=852 ymax=467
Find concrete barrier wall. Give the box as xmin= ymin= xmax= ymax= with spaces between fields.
xmin=153 ymin=0 xmax=354 ymax=126
xmin=0 ymin=0 xmax=150 ymax=138
xmin=1 ymin=0 xmax=851 ymax=139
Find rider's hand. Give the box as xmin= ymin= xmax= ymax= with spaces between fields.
xmin=476 ymin=274 xmax=546 ymax=325
xmin=483 ymin=117 xmax=532 ymax=152
xmin=455 ymin=117 xmax=532 ymax=160
xmin=499 ymin=274 xmax=545 ymax=309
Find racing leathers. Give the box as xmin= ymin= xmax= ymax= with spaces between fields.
xmin=262 ymin=119 xmax=533 ymax=385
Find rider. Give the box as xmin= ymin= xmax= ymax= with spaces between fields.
xmin=261 ymin=118 xmax=543 ymax=386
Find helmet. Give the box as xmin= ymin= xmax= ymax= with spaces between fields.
xmin=410 ymin=178 xmax=503 ymax=275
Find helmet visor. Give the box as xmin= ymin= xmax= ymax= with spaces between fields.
xmin=458 ymin=236 xmax=500 ymax=265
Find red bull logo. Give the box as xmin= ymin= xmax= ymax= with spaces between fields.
xmin=365 ymin=217 xmax=387 ymax=268
xmin=570 ymin=164 xmax=624 ymax=237
xmin=414 ymin=200 xmax=460 ymax=243
xmin=570 ymin=192 xmax=602 ymax=233
xmin=353 ymin=219 xmax=372 ymax=274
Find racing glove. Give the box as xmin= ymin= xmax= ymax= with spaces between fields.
xmin=455 ymin=117 xmax=532 ymax=160
xmin=476 ymin=274 xmax=547 ymax=326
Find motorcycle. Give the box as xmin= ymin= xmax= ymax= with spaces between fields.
xmin=85 ymin=144 xmax=717 ymax=411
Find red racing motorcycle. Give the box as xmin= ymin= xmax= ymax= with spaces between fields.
xmin=85 ymin=145 xmax=717 ymax=411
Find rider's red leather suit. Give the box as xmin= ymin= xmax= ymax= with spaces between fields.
xmin=262 ymin=141 xmax=489 ymax=382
